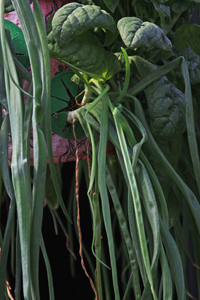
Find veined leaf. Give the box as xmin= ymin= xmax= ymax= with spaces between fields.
xmin=48 ymin=31 xmax=120 ymax=80
xmin=132 ymin=56 xmax=186 ymax=141
xmin=117 ymin=17 xmax=172 ymax=51
xmin=50 ymin=3 xmax=117 ymax=46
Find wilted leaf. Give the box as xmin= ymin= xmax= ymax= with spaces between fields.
xmin=117 ymin=17 xmax=172 ymax=51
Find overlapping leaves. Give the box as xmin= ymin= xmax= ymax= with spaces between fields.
xmin=48 ymin=3 xmax=120 ymax=80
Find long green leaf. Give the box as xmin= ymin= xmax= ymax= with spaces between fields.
xmin=0 ymin=6 xmax=32 ymax=298
xmin=127 ymin=94 xmax=200 ymax=235
xmin=106 ymin=166 xmax=141 ymax=299
xmin=0 ymin=115 xmax=16 ymax=300
xmin=160 ymin=218 xmax=186 ymax=300
xmin=98 ymin=96 xmax=120 ymax=299
xmin=112 ymin=106 xmax=157 ymax=300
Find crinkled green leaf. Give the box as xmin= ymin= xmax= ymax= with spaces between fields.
xmin=174 ymin=24 xmax=200 ymax=56
xmin=48 ymin=31 xmax=120 ymax=80
xmin=133 ymin=56 xmax=186 ymax=141
xmin=50 ymin=3 xmax=117 ymax=46
xmin=48 ymin=3 xmax=120 ymax=80
xmin=117 ymin=17 xmax=172 ymax=51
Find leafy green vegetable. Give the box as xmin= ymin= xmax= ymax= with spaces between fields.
xmin=50 ymin=3 xmax=117 ymax=45
xmin=117 ymin=17 xmax=172 ymax=51
xmin=48 ymin=3 xmax=120 ymax=80
xmin=133 ymin=56 xmax=186 ymax=140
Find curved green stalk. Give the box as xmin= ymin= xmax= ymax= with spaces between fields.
xmin=127 ymin=94 xmax=200 ymax=234
xmin=116 ymin=47 xmax=130 ymax=103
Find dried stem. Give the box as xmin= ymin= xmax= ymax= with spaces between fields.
xmin=72 ymin=120 xmax=98 ymax=300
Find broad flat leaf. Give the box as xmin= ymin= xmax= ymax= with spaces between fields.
xmin=117 ymin=17 xmax=172 ymax=51
xmin=51 ymin=71 xmax=85 ymax=139
xmin=174 ymin=24 xmax=200 ymax=56
xmin=133 ymin=56 xmax=186 ymax=141
xmin=103 ymin=0 xmax=119 ymax=12
xmin=48 ymin=31 xmax=120 ymax=80
xmin=51 ymin=3 xmax=117 ymax=46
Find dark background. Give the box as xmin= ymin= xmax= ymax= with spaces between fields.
xmin=40 ymin=161 xmax=95 ymax=299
